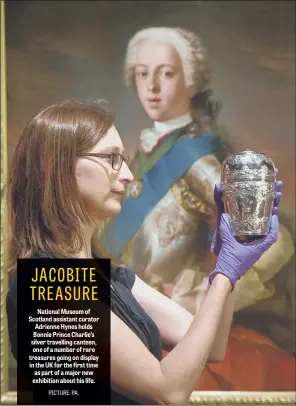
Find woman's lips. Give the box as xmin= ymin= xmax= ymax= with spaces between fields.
xmin=111 ymin=190 xmax=125 ymax=197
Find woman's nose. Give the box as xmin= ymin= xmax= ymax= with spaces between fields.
xmin=119 ymin=161 xmax=134 ymax=183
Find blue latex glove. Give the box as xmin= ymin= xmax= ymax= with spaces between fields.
xmin=209 ymin=179 xmax=282 ymax=289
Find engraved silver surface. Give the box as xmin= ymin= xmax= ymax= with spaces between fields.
xmin=221 ymin=151 xmax=276 ymax=236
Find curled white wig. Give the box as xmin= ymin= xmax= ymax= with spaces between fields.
xmin=124 ymin=27 xmax=211 ymax=92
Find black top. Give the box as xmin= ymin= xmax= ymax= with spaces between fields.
xmin=110 ymin=267 xmax=162 ymax=404
xmin=6 ymin=255 xmax=162 ymax=405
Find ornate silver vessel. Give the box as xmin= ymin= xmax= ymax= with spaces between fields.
xmin=221 ymin=151 xmax=276 ymax=237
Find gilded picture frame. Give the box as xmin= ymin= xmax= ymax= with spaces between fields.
xmin=0 ymin=1 xmax=295 ymax=404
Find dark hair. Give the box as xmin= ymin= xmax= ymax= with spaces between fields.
xmin=8 ymin=99 xmax=116 ymax=271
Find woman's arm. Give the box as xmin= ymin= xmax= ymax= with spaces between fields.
xmin=132 ymin=275 xmax=234 ymax=361
xmin=112 ymin=274 xmax=232 ymax=405
xmin=132 ymin=275 xmax=193 ymax=349
xmin=200 ymin=283 xmax=236 ymax=360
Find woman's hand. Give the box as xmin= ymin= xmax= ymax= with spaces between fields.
xmin=209 ymin=213 xmax=279 ymax=289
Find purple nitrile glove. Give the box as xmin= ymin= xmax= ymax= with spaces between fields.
xmin=211 ymin=179 xmax=283 ymax=257
xmin=209 ymin=175 xmax=282 ymax=290
xmin=209 ymin=213 xmax=279 ymax=289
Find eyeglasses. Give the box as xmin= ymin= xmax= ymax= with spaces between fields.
xmin=78 ymin=153 xmax=129 ymax=171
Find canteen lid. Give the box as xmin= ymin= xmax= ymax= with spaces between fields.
xmin=221 ymin=150 xmax=276 ymax=182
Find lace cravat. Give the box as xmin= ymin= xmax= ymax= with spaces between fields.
xmin=139 ymin=127 xmax=165 ymax=154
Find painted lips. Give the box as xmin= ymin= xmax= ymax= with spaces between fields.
xmin=147 ymin=98 xmax=161 ymax=103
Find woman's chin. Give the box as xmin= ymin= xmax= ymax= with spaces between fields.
xmin=90 ymin=200 xmax=122 ymax=221
xmin=105 ymin=200 xmax=123 ymax=217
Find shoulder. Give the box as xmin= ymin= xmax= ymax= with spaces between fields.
xmin=6 ymin=253 xmax=55 ymax=305
xmin=112 ymin=266 xmax=136 ymax=291
xmin=185 ymin=120 xmax=231 ymax=151
xmin=183 ymin=121 xmax=231 ymax=167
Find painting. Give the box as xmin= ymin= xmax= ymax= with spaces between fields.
xmin=1 ymin=1 xmax=295 ymax=404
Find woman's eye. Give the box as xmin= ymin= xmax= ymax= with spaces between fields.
xmin=101 ymin=154 xmax=112 ymax=163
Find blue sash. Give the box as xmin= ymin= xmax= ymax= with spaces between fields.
xmin=107 ymin=133 xmax=223 ymax=256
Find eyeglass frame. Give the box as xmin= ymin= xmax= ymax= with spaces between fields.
xmin=77 ymin=152 xmax=130 ymax=171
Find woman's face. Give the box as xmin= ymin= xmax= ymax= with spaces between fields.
xmin=75 ymin=125 xmax=133 ymax=220
xmin=134 ymin=41 xmax=195 ymax=122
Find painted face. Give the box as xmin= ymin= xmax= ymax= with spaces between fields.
xmin=75 ymin=126 xmax=134 ymax=220
xmin=134 ymin=41 xmax=195 ymax=122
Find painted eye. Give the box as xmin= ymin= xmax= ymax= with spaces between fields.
xmin=136 ymin=71 xmax=148 ymax=77
xmin=164 ymin=71 xmax=174 ymax=78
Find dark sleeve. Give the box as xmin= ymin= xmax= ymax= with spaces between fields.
xmin=114 ymin=267 xmax=136 ymax=290
xmin=6 ymin=273 xmax=18 ymax=362
xmin=6 ymin=253 xmax=55 ymax=363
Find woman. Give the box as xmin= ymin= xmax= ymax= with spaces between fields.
xmin=6 ymin=99 xmax=282 ymax=404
